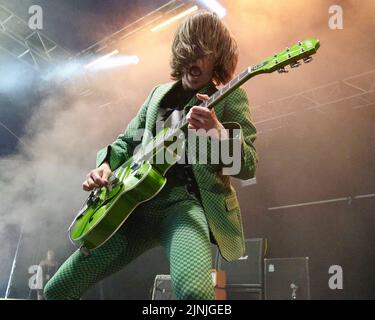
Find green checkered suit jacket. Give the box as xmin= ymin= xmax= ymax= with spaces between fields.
xmin=96 ymin=81 xmax=258 ymax=261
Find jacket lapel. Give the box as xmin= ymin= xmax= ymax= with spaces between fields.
xmin=145 ymin=83 xmax=173 ymax=132
xmin=142 ymin=82 xmax=175 ymax=147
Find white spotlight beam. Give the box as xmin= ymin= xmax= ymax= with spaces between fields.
xmin=84 ymin=49 xmax=119 ymax=69
xmin=197 ymin=0 xmax=226 ymax=18
xmin=88 ymin=55 xmax=139 ymax=71
xmin=151 ymin=5 xmax=199 ymax=32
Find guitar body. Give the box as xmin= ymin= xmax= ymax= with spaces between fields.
xmin=69 ymin=161 xmax=165 ymax=250
xmin=68 ymin=38 xmax=320 ymax=252
xmin=69 ymin=128 xmax=179 ymax=251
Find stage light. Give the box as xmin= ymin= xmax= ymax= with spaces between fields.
xmin=40 ymin=60 xmax=85 ymax=83
xmin=0 ymin=63 xmax=37 ymax=94
xmin=84 ymin=50 xmax=120 ymax=69
xmin=197 ymin=0 xmax=226 ymax=18
xmin=151 ymin=5 xmax=199 ymax=32
xmin=87 ymin=55 xmax=139 ymax=71
xmin=40 ymin=52 xmax=139 ymax=83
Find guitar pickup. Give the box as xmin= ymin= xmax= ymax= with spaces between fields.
xmin=130 ymin=162 xmax=140 ymax=171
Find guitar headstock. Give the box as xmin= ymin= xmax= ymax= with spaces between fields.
xmin=251 ymin=38 xmax=320 ymax=74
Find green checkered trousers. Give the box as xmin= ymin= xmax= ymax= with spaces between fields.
xmin=44 ymin=182 xmax=216 ymax=300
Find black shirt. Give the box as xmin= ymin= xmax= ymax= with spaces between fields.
xmin=156 ymin=81 xmax=199 ymax=126
xmin=156 ymin=81 xmax=199 ymax=194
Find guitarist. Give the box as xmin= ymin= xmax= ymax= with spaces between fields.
xmin=45 ymin=10 xmax=258 ymax=300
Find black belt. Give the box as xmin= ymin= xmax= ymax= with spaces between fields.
xmin=165 ymin=164 xmax=201 ymax=198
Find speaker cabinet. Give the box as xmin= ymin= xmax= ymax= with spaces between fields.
xmin=226 ymin=286 xmax=263 ymax=300
xmin=152 ymin=270 xmax=227 ymax=300
xmin=264 ymin=257 xmax=311 ymax=300
xmin=152 ymin=275 xmax=176 ymax=300
xmin=217 ymin=238 xmax=267 ymax=286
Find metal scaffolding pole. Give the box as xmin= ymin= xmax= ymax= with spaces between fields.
xmin=239 ymin=69 xmax=375 ymax=186
xmin=268 ymin=193 xmax=375 ymax=211
xmin=253 ymin=69 xmax=375 ymax=134
xmin=4 ymin=226 xmax=23 ymax=299
xmin=75 ymin=0 xmax=190 ymax=58
xmin=0 ymin=5 xmax=72 ymax=71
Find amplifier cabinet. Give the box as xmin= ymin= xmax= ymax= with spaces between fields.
xmin=226 ymin=286 xmax=263 ymax=300
xmin=151 ymin=275 xmax=176 ymax=300
xmin=217 ymin=238 xmax=266 ymax=286
xmin=264 ymin=257 xmax=311 ymax=300
xmin=152 ymin=270 xmax=227 ymax=300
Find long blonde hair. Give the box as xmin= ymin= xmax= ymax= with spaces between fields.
xmin=170 ymin=10 xmax=239 ymax=85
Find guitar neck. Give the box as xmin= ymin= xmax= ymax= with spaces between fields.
xmin=177 ymin=63 xmax=265 ymax=130
xmin=206 ymin=64 xmax=267 ymax=109
xmin=177 ymin=38 xmax=320 ymax=130
xmin=145 ymin=37 xmax=320 ymax=149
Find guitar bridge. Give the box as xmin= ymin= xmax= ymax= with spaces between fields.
xmin=87 ymin=191 xmax=99 ymax=206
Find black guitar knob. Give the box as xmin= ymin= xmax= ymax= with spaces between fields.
xmin=134 ymin=172 xmax=142 ymax=179
xmin=130 ymin=162 xmax=139 ymax=171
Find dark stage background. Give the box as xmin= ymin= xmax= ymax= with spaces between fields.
xmin=0 ymin=0 xmax=374 ymax=300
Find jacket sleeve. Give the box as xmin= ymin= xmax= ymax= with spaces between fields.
xmin=96 ymin=86 xmax=159 ymax=170
xmin=219 ymin=87 xmax=258 ymax=180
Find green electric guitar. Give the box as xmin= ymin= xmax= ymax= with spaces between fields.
xmin=68 ymin=38 xmax=321 ymax=254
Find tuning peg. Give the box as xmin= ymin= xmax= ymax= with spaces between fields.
xmin=286 ymin=47 xmax=290 ymax=52
xmin=298 ymin=41 xmax=303 ymax=46
xmin=278 ymin=67 xmax=288 ymax=74
xmin=303 ymin=56 xmax=313 ymax=63
xmin=290 ymin=61 xmax=301 ymax=68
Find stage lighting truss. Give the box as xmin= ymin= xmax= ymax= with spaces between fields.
xmin=75 ymin=0 xmax=197 ymax=107
xmin=77 ymin=0 xmax=227 ymax=61
xmin=239 ymin=69 xmax=375 ymax=187
xmin=252 ymin=69 xmax=375 ymax=135
xmin=76 ymin=0 xmax=193 ymax=60
xmin=0 ymin=5 xmax=72 ymax=71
